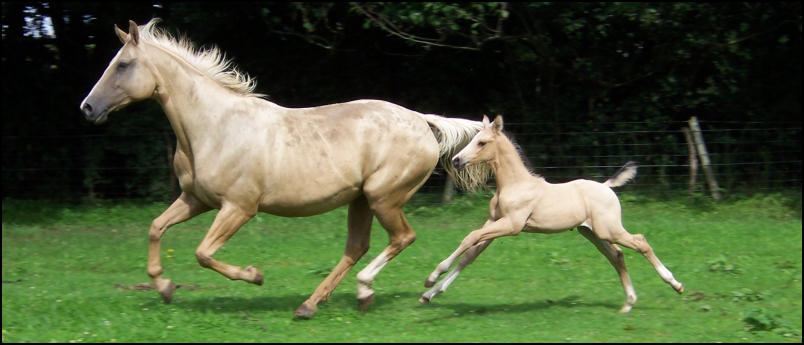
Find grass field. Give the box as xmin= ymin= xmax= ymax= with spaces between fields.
xmin=2 ymin=192 xmax=801 ymax=342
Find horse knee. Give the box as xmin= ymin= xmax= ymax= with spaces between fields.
xmin=149 ymin=220 xmax=167 ymax=241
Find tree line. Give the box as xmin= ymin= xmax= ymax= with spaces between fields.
xmin=2 ymin=2 xmax=800 ymax=201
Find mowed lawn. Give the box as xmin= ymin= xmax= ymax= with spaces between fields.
xmin=2 ymin=192 xmax=801 ymax=342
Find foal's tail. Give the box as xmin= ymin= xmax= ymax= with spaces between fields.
xmin=604 ymin=161 xmax=639 ymax=188
xmin=421 ymin=114 xmax=492 ymax=191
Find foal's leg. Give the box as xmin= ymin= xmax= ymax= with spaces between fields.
xmin=294 ymin=195 xmax=373 ymax=319
xmin=194 ymin=203 xmax=263 ymax=284
xmin=425 ymin=217 xmax=518 ymax=287
xmin=577 ymin=226 xmax=637 ymax=313
xmin=148 ymin=192 xmax=210 ymax=303
xmin=604 ymin=226 xmax=684 ymax=294
xmin=419 ymin=239 xmax=493 ymax=303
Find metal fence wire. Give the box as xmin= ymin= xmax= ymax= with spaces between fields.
xmin=2 ymin=119 xmax=801 ymax=202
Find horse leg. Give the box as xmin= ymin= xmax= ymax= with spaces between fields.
xmin=354 ymin=202 xmax=417 ymax=311
xmin=425 ymin=217 xmax=516 ymax=287
xmin=194 ymin=203 xmax=263 ymax=284
xmin=419 ymin=239 xmax=493 ymax=303
xmin=577 ymin=226 xmax=637 ymax=313
xmin=148 ymin=192 xmax=210 ymax=303
xmin=608 ymin=228 xmax=684 ymax=294
xmin=294 ymin=195 xmax=373 ymax=319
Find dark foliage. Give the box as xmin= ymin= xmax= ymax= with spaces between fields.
xmin=2 ymin=2 xmax=800 ymax=201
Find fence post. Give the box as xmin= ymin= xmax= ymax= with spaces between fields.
xmin=681 ymin=127 xmax=698 ymax=196
xmin=441 ymin=176 xmax=454 ymax=204
xmin=688 ymin=116 xmax=722 ymax=200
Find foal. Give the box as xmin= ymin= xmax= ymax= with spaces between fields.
xmin=420 ymin=115 xmax=683 ymax=313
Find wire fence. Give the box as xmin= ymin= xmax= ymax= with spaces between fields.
xmin=2 ymin=119 xmax=801 ymax=203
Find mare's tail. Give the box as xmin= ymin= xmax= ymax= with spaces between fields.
xmin=604 ymin=161 xmax=639 ymax=188
xmin=420 ymin=114 xmax=492 ymax=191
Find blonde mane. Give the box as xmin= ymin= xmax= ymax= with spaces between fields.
xmin=138 ymin=18 xmax=264 ymax=97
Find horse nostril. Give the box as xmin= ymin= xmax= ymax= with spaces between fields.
xmin=452 ymin=157 xmax=461 ymax=166
xmin=81 ymin=103 xmax=93 ymax=116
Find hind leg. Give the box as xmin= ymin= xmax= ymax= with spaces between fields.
xmin=602 ymin=225 xmax=684 ymax=295
xmin=577 ymin=226 xmax=637 ymax=313
xmin=354 ymin=201 xmax=417 ymax=310
xmin=194 ymin=203 xmax=263 ymax=284
xmin=294 ymin=195 xmax=373 ymax=319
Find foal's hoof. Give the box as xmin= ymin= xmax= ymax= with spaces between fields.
xmin=294 ymin=303 xmax=317 ymax=319
xmin=156 ymin=279 xmax=178 ymax=304
xmin=674 ymin=282 xmax=684 ymax=294
xmin=418 ymin=295 xmax=431 ymax=304
xmin=619 ymin=304 xmax=633 ymax=313
xmin=245 ymin=265 xmax=263 ymax=286
xmin=424 ymin=278 xmax=435 ymax=288
xmin=358 ymin=293 xmax=375 ymax=311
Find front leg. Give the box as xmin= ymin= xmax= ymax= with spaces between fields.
xmin=420 ymin=239 xmax=493 ymax=303
xmin=148 ymin=193 xmax=210 ymax=303
xmin=424 ymin=216 xmax=521 ymax=287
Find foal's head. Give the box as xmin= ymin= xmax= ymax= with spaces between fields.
xmin=452 ymin=115 xmax=504 ymax=170
xmin=80 ymin=20 xmax=157 ymax=124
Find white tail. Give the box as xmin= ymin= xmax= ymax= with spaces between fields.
xmin=604 ymin=161 xmax=639 ymax=188
xmin=421 ymin=114 xmax=492 ymax=191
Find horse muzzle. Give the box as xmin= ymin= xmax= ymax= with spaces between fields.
xmin=452 ymin=156 xmax=467 ymax=170
xmin=80 ymin=100 xmax=110 ymax=124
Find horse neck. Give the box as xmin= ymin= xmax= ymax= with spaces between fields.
xmin=144 ymin=43 xmax=251 ymax=155
xmin=489 ymin=135 xmax=536 ymax=189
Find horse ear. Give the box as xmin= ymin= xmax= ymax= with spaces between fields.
xmin=128 ymin=20 xmax=140 ymax=45
xmin=492 ymin=115 xmax=503 ymax=133
xmin=114 ymin=24 xmax=129 ymax=44
xmin=481 ymin=115 xmax=490 ymax=127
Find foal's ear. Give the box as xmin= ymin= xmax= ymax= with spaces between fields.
xmin=481 ymin=115 xmax=491 ymax=127
xmin=492 ymin=115 xmax=503 ymax=133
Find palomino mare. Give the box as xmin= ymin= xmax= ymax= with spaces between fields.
xmin=420 ymin=115 xmax=684 ymax=313
xmin=79 ymin=19 xmax=490 ymax=319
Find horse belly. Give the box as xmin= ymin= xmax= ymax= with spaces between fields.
xmin=523 ymin=197 xmax=588 ymax=233
xmin=258 ymin=184 xmax=361 ymax=217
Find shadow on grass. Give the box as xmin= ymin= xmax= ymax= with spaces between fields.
xmin=155 ymin=291 xmax=424 ymax=315
xmin=415 ymin=295 xmax=628 ymax=322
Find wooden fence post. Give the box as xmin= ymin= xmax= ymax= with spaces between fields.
xmin=688 ymin=116 xmax=722 ymax=200
xmin=441 ymin=176 xmax=454 ymax=204
xmin=681 ymin=127 xmax=698 ymax=196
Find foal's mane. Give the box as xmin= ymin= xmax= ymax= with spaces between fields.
xmin=138 ymin=18 xmax=264 ymax=98
xmin=500 ymin=129 xmax=539 ymax=177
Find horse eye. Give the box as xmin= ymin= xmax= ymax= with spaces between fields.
xmin=117 ymin=62 xmax=130 ymax=70
xmin=477 ymin=141 xmax=486 ymax=147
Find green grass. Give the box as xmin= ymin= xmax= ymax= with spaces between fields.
xmin=2 ymin=192 xmax=801 ymax=342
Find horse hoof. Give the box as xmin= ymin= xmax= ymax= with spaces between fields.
xmin=156 ymin=279 xmax=178 ymax=304
xmin=674 ymin=283 xmax=684 ymax=294
xmin=245 ymin=265 xmax=263 ymax=286
xmin=358 ymin=293 xmax=375 ymax=311
xmin=294 ymin=303 xmax=317 ymax=319
xmin=418 ymin=295 xmax=430 ymax=304
xmin=424 ymin=279 xmax=435 ymax=288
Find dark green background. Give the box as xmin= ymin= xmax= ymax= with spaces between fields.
xmin=2 ymin=2 xmax=800 ymax=201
